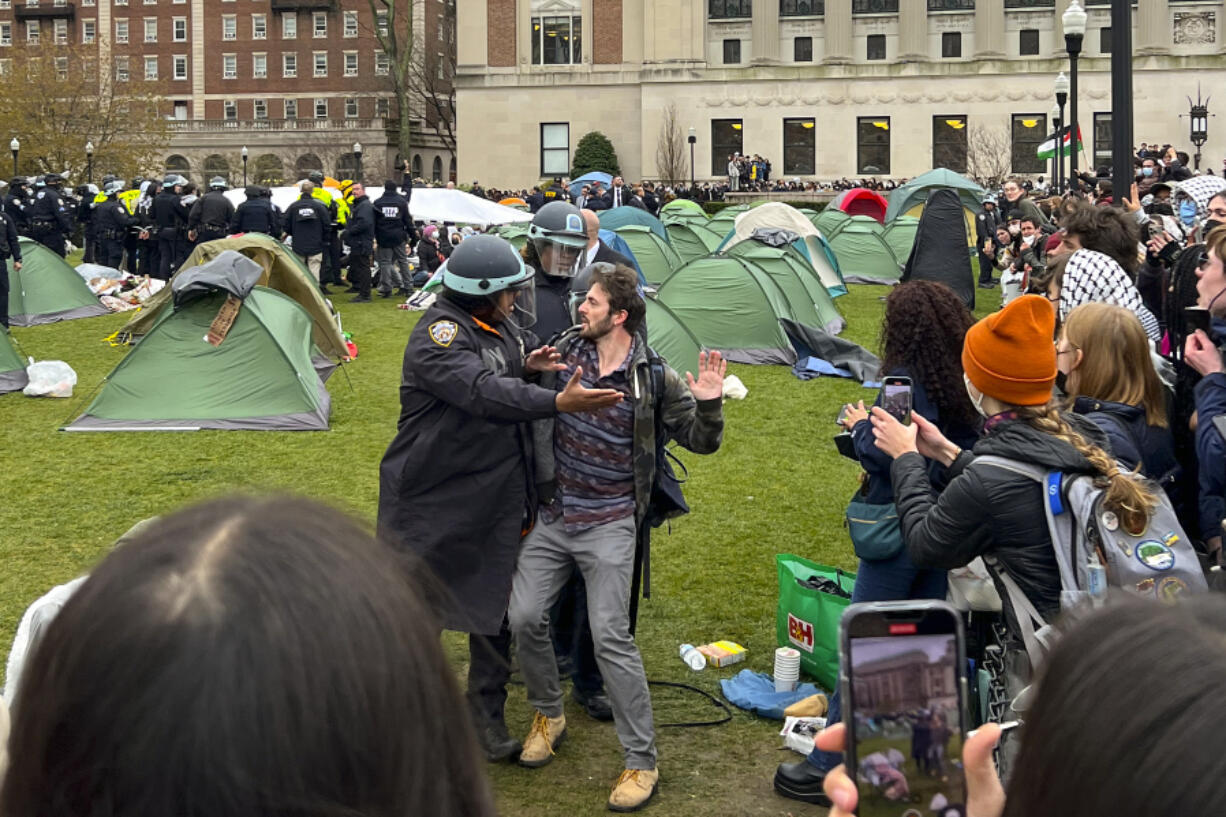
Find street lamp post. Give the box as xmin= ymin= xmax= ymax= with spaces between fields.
xmin=241 ymin=145 xmax=248 ymax=186
xmin=1110 ymin=0 xmax=1134 ymax=214
xmin=1055 ymin=71 xmax=1069 ymax=193
xmin=1188 ymin=86 xmax=1211 ymax=170
xmin=1063 ymin=0 xmax=1086 ymax=182
xmin=1050 ymin=104 xmax=1061 ymax=192
xmin=352 ymin=141 xmax=363 ymax=182
xmin=86 ymin=140 xmax=94 ymax=185
xmin=687 ymin=127 xmax=696 ymax=189
xmin=10 ymin=137 xmax=18 ymax=177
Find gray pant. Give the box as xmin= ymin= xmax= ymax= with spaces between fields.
xmin=376 ymin=242 xmax=410 ymax=293
xmin=509 ymin=514 xmax=656 ymax=769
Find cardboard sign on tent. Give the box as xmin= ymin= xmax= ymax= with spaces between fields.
xmin=644 ymin=296 xmax=702 ymax=377
xmin=7 ymin=238 xmax=110 ymax=326
xmin=598 ymin=206 xmax=669 ymax=243
xmin=655 ymin=255 xmax=799 ymax=365
xmin=1 ymin=330 xmax=27 ymax=393
xmin=118 ymin=233 xmax=347 ymax=360
xmin=613 ymin=225 xmax=682 ymax=285
xmin=67 ymin=252 xmax=332 ymax=432
xmin=725 ymin=240 xmax=845 ymax=335
xmin=901 ymin=188 xmax=977 ymax=309
xmin=665 ymin=221 xmax=724 ymax=264
xmin=825 ymin=216 xmax=901 ymax=285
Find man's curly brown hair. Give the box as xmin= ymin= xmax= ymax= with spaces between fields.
xmin=1060 ymin=201 xmax=1142 ymax=276
xmin=879 ymin=281 xmax=979 ymax=429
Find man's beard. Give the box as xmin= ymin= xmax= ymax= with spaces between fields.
xmin=579 ymin=314 xmax=614 ymax=340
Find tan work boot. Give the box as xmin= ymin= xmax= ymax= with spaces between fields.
xmin=608 ymin=767 xmax=659 ymax=812
xmin=518 ymin=711 xmax=566 ymax=768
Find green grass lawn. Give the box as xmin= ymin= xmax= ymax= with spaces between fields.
xmin=0 ymin=270 xmax=1000 ymax=817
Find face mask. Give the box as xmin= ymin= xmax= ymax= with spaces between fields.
xmin=1180 ymin=200 xmax=1198 ymax=226
xmin=1142 ymin=167 xmax=1154 ymax=177
xmin=1008 ymin=224 xmax=1021 ymax=236
xmin=1022 ymin=234 xmax=1036 ymax=246
xmin=1055 ymin=370 xmax=1069 ymax=395
xmin=1205 ymin=219 xmax=1224 ymax=235
xmin=964 ymin=373 xmax=989 ymax=418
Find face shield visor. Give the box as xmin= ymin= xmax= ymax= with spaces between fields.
xmin=532 ymin=236 xmax=585 ymax=278
xmin=499 ymin=276 xmax=537 ymax=330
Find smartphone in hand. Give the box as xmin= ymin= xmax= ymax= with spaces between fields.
xmin=882 ymin=376 xmax=912 ymax=424
xmin=841 ymin=601 xmax=968 ymax=817
xmin=1186 ymin=306 xmax=1213 ymax=338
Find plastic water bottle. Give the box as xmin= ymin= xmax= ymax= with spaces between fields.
xmin=1087 ymin=553 xmax=1107 ymax=606
xmin=679 ymin=644 xmax=707 ymax=671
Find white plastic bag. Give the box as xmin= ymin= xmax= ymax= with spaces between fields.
xmin=722 ymin=374 xmax=748 ymax=400
xmin=947 ymin=557 xmax=1002 ymax=612
xmin=23 ymin=360 xmax=77 ymax=398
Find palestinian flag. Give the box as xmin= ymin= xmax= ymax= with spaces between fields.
xmin=1037 ymin=125 xmax=1083 ymax=160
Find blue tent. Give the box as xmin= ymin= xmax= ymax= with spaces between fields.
xmin=597 ymin=228 xmax=647 ymax=284
xmin=598 ymin=206 xmax=669 ymax=243
xmin=570 ymin=171 xmax=613 ymax=188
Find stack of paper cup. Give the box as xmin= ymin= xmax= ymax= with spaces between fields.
xmin=774 ymin=647 xmax=801 ymax=693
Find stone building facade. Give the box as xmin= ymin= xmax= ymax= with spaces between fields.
xmin=455 ymin=0 xmax=1226 ymax=187
xmin=1 ymin=0 xmax=456 ymax=183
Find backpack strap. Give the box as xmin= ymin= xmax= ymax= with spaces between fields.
xmin=982 ymin=554 xmax=1056 ymax=671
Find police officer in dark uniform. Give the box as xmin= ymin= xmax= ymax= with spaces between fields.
xmin=152 ymin=176 xmax=189 ymax=280
xmin=188 ymin=177 xmax=235 ymax=245
xmin=376 ymin=234 xmax=622 ymax=763
xmin=230 ymin=185 xmax=281 ymax=237
xmin=76 ymin=184 xmax=99 ymax=263
xmin=307 ymin=171 xmax=344 ymax=288
xmin=28 ymin=172 xmax=74 ymax=256
xmin=96 ymin=180 xmax=136 ymax=269
xmin=135 ymin=180 xmax=160 ymax=278
xmin=4 ymin=177 xmax=29 ymax=236
xmin=0 ymin=205 xmax=22 ymax=329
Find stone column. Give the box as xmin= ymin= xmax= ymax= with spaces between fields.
xmin=456 ymin=0 xmax=488 ymax=71
xmin=516 ymin=0 xmax=532 ymax=69
xmin=974 ymin=0 xmax=1006 ymax=58
xmin=898 ymin=0 xmax=928 ymax=62
xmin=1054 ymin=0 xmax=1070 ymax=46
xmin=751 ymin=0 xmax=780 ymax=63
xmin=622 ymin=0 xmax=643 ymax=64
xmin=1135 ymin=0 xmax=1170 ymax=55
xmin=823 ymin=0 xmax=852 ymax=63
xmin=581 ymin=0 xmax=594 ymax=64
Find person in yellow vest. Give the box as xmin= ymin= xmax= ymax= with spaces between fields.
xmin=305 ymin=171 xmax=346 ymax=289
xmin=118 ymin=181 xmax=143 ymax=273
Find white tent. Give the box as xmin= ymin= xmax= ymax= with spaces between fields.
xmin=225 ymin=186 xmax=533 ymax=228
xmin=724 ymin=202 xmax=844 ymax=295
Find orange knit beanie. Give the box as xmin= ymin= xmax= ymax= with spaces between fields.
xmin=961 ymin=294 xmax=1057 ymax=406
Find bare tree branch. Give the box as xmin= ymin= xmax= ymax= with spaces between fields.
xmin=655 ymin=104 xmax=687 ymax=187
xmin=966 ymin=124 xmax=1012 ymax=190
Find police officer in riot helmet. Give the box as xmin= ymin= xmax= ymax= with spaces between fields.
xmin=4 ymin=177 xmax=29 ymax=236
xmin=152 ymin=175 xmax=190 ymax=280
xmin=96 ymin=179 xmax=136 ymax=269
xmin=230 ymin=185 xmax=281 ymax=238
xmin=188 ymin=176 xmax=235 ymax=245
xmin=377 ymin=234 xmax=623 ymax=763
xmin=28 ymin=172 xmax=74 ymax=257
xmin=524 ymin=200 xmax=590 ymax=340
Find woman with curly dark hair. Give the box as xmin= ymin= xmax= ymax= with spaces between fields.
xmin=775 ymin=281 xmax=981 ymax=807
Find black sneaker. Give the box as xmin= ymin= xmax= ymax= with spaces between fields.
xmin=350 ymin=295 xmax=372 ymax=303
xmin=378 ymin=290 xmax=393 ymax=298
xmin=572 ymin=687 xmax=614 ymax=721
xmin=477 ymin=722 xmax=522 ymax=763
xmin=773 ymin=760 xmax=832 ymax=807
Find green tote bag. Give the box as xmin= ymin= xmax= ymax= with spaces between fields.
xmin=775 ymin=554 xmax=855 ymax=692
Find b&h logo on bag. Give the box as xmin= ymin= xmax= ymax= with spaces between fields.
xmin=787 ymin=613 xmax=814 ymax=653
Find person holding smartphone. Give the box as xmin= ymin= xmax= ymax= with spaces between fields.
xmin=774 ymin=282 xmax=981 ymax=807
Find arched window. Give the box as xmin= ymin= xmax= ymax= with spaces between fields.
xmin=335 ymin=152 xmax=358 ymax=179
xmin=164 ymin=154 xmax=191 ymax=181
xmin=431 ymin=156 xmax=443 ymax=182
xmin=411 ymin=154 xmax=422 ymax=178
xmin=252 ymin=154 xmax=284 ymax=186
xmin=202 ymin=154 xmax=231 ymax=184
xmin=449 ymin=156 xmax=456 ymax=183
xmin=295 ymin=153 xmax=323 ymax=180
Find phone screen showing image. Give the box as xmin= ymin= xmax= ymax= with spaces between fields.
xmin=847 ymin=631 xmax=966 ymax=817
xmin=882 ymin=381 xmax=912 ymax=424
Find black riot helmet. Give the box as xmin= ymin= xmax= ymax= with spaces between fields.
xmin=439 ymin=234 xmax=536 ymax=328
xmin=44 ymin=173 xmax=64 ymax=187
xmin=308 ymin=171 xmax=325 ymax=185
xmin=527 ymin=200 xmax=588 ymax=278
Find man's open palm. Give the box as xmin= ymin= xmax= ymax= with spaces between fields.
xmin=686 ymin=350 xmax=726 ymax=401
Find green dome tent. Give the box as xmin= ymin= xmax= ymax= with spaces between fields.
xmin=645 ymin=296 xmax=702 ymax=376
xmin=614 ymin=225 xmax=682 ymax=285
xmin=598 ymin=206 xmax=669 ymax=243
xmin=660 ymin=198 xmax=708 ymax=218
xmin=725 ymin=240 xmax=845 ymax=335
xmin=718 ymin=202 xmax=848 ymax=296
xmin=7 ymin=239 xmax=109 ymax=326
xmin=886 ymin=169 xmax=986 ymax=247
xmin=826 ymin=216 xmax=901 ymax=284
xmin=1 ymin=330 xmax=27 ymax=393
xmin=814 ymin=207 xmax=851 ymax=239
xmin=67 ymin=252 xmax=332 ymax=432
xmin=665 ymin=221 xmax=724 ymax=264
xmin=655 ymin=255 xmax=798 ymax=365
xmin=882 ymin=216 xmax=921 ymax=263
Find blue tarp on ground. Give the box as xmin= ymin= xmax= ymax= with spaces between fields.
xmin=720 ymin=670 xmax=825 ymax=720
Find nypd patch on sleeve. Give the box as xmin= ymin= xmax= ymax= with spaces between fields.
xmin=428 ymin=320 xmax=458 ymax=347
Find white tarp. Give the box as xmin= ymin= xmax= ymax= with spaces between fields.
xmin=224 ymin=186 xmax=532 ymax=228
xmin=224 ymin=185 xmax=345 ymax=213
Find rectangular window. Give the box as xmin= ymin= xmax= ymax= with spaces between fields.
xmin=793 ymin=35 xmax=812 ymax=62
xmin=55 ymin=55 xmax=67 ymax=79
xmin=0 ymin=59 xmax=11 ymax=75
xmin=252 ymin=13 xmax=266 ymax=38
xmin=866 ymin=33 xmax=885 ymax=60
xmin=224 ymin=99 xmax=237 ymax=120
xmin=0 ymin=0 xmax=11 ymax=8
xmin=708 ymin=0 xmax=751 ymax=18
xmin=282 ymin=51 xmax=296 ymax=76
xmin=313 ymin=50 xmax=326 ymax=76
xmin=114 ymin=0 xmax=127 ymax=6
xmin=530 ymin=15 xmax=581 ymax=65
xmin=284 ymin=97 xmax=297 ymax=119
xmin=856 ymin=116 xmax=891 ymax=175
xmin=144 ymin=54 xmax=157 ymax=79
xmin=1019 ymin=28 xmax=1039 ymax=55
xmin=343 ymin=9 xmax=357 ymax=37
xmin=172 ymin=17 xmax=186 ymax=40
xmin=780 ymin=0 xmax=821 ymax=13
xmin=540 ymin=121 xmax=569 ymax=176
xmin=82 ymin=19 xmax=96 ymax=43
xmin=252 ymin=52 xmax=266 ymax=77
xmin=143 ymin=17 xmax=156 ymax=42
xmin=853 ymin=0 xmax=896 ymax=10
xmin=25 ymin=20 xmax=38 ymax=43
xmin=375 ymin=50 xmax=389 ymax=75
xmin=345 ymin=96 xmax=357 ymax=118
xmin=222 ymin=52 xmax=237 ymax=78
xmin=115 ymin=55 xmax=129 ymax=81
xmin=0 ymin=22 xmax=10 ymax=46
xmin=53 ymin=17 xmax=66 ymax=43
xmin=312 ymin=11 xmax=325 ymax=37
xmin=783 ymin=117 xmax=815 ymax=175
xmin=932 ymin=115 xmax=968 ymax=173
xmin=376 ymin=97 xmax=388 ymax=117
xmin=173 ymin=100 xmax=187 ymax=119
xmin=1011 ymin=113 xmax=1047 ymax=173
xmin=1093 ymin=112 xmax=1112 ymax=171
xmin=722 ymin=38 xmax=740 ymax=64
xmin=941 ymin=31 xmax=960 ymax=58
xmin=222 ymin=15 xmax=236 ymax=39
xmin=344 ymin=50 xmax=357 ymax=76
xmin=253 ymin=98 xmax=267 ymax=119
xmin=282 ymin=11 xmax=296 ymax=38
xmin=1099 ymin=26 xmax=1111 ymax=54
xmin=173 ymin=53 xmax=186 ymax=79
xmin=710 ymin=118 xmax=743 ymax=175
xmin=115 ymin=18 xmax=127 ymax=43
xmin=314 ymin=97 xmax=327 ymax=119
xmin=375 ymin=9 xmax=387 ymax=34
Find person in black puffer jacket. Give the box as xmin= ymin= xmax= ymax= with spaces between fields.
xmin=869 ymin=295 xmax=1160 ymax=623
